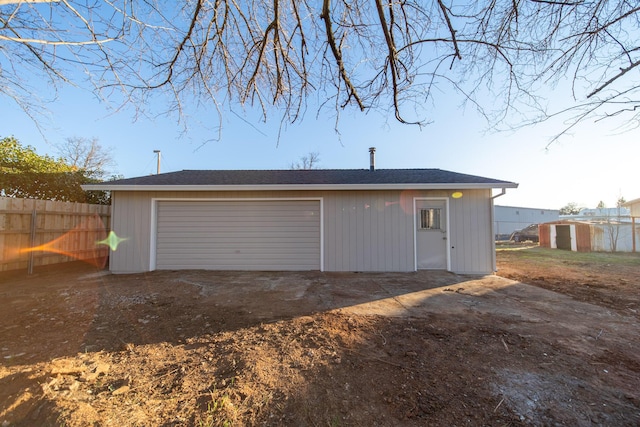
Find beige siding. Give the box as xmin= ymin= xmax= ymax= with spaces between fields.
xmin=323 ymin=191 xmax=415 ymax=272
xmin=109 ymin=189 xmax=496 ymax=274
xmin=109 ymin=192 xmax=153 ymax=273
xmin=448 ymin=189 xmax=494 ymax=274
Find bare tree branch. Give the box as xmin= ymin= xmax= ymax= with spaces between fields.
xmin=1 ymin=0 xmax=639 ymax=145
xmin=436 ymin=0 xmax=462 ymax=63
xmin=588 ymin=59 xmax=640 ymax=98
xmin=320 ymin=0 xmax=365 ymax=111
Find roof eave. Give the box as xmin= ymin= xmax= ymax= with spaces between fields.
xmin=82 ymin=182 xmax=518 ymax=192
xmin=622 ymin=197 xmax=640 ymax=207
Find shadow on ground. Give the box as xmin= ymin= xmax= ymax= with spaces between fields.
xmin=2 ymin=262 xmax=483 ymax=364
xmin=1 ymin=262 xmax=639 ymax=426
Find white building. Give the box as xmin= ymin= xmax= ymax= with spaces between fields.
xmin=494 ymin=205 xmax=559 ymax=240
xmin=84 ymin=168 xmax=518 ymax=274
xmin=561 ymin=207 xmax=632 ymax=222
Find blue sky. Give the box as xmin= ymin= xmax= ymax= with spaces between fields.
xmin=2 ymin=79 xmax=638 ymax=211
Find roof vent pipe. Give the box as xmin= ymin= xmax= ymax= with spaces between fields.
xmin=369 ymin=147 xmax=376 ymax=171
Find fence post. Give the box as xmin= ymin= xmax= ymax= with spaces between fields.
xmin=28 ymin=209 xmax=37 ymax=275
xmin=633 ymin=217 xmax=637 ymax=253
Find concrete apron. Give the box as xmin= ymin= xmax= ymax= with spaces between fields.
xmin=336 ymin=273 xmax=622 ymax=327
xmin=179 ymin=269 xmax=633 ymax=339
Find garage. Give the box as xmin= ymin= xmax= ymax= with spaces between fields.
xmin=84 ymin=168 xmax=518 ymax=274
xmin=154 ymin=199 xmax=321 ymax=270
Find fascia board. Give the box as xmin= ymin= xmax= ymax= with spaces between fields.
xmin=82 ymin=182 xmax=519 ymax=192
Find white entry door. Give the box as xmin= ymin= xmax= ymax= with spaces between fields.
xmin=415 ymin=199 xmax=448 ymax=269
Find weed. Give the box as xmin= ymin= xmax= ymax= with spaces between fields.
xmin=328 ymin=415 xmax=342 ymax=426
xmin=197 ymin=392 xmax=236 ymax=427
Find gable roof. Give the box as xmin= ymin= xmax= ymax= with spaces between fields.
xmin=82 ymin=169 xmax=518 ymax=191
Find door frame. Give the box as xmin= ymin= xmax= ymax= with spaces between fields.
xmin=552 ymin=224 xmax=576 ymax=251
xmin=413 ymin=197 xmax=451 ymax=271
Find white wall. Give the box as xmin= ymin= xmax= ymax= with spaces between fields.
xmin=592 ymin=223 xmax=638 ymax=252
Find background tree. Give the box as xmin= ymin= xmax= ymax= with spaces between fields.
xmin=1 ymin=1 xmax=639 ymax=141
xmin=290 ymin=152 xmax=321 ymax=170
xmin=603 ymin=196 xmax=627 ymax=252
xmin=0 ymin=136 xmax=109 ymax=204
xmin=559 ymin=203 xmax=582 ymax=216
xmin=54 ymin=136 xmax=114 ymax=179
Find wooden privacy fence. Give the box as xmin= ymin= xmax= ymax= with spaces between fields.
xmin=0 ymin=197 xmax=111 ymax=273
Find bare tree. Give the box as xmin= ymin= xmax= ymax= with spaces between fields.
xmin=603 ymin=196 xmax=627 ymax=252
xmin=55 ymin=136 xmax=114 ymax=179
xmin=2 ymin=1 xmax=640 ymax=142
xmin=290 ymin=152 xmax=320 ymax=170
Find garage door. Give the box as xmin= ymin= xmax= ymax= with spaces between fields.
xmin=155 ymin=200 xmax=321 ymax=270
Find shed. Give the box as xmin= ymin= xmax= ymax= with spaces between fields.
xmin=539 ymin=220 xmax=592 ymax=252
xmin=83 ymin=168 xmax=517 ymax=274
xmin=540 ymin=219 xmax=639 ymax=252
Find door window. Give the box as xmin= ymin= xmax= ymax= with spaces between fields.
xmin=419 ymin=208 xmax=441 ymax=230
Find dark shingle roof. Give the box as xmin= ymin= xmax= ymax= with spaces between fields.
xmin=89 ymin=169 xmax=516 ymax=188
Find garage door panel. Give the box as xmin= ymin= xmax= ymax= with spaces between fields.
xmin=160 ymin=208 xmax=317 ymax=215
xmin=158 ymin=246 xmax=320 ymax=254
xmin=158 ymin=203 xmax=316 ymax=213
xmin=156 ymin=200 xmax=321 ymax=270
xmin=160 ymin=253 xmax=321 ymax=262
xmin=157 ymin=225 xmax=320 ymax=233
xmin=157 ymin=243 xmax=320 ymax=252
xmin=159 ymin=214 xmax=318 ymax=222
xmin=157 ymin=233 xmax=320 ymax=241
xmin=158 ymin=221 xmax=319 ymax=228
xmin=160 ymin=263 xmax=317 ymax=270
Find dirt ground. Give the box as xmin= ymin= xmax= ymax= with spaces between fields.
xmin=1 ymin=246 xmax=639 ymax=426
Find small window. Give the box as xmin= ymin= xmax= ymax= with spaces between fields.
xmin=419 ymin=208 xmax=441 ymax=230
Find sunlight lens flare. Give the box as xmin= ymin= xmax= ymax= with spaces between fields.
xmin=18 ymin=214 xmax=109 ymax=268
xmin=96 ymin=231 xmax=128 ymax=251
